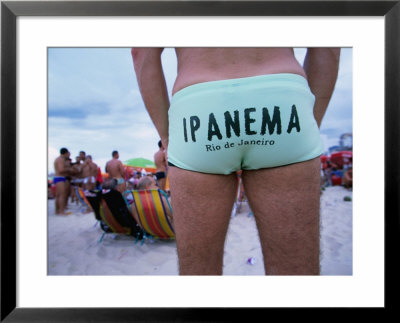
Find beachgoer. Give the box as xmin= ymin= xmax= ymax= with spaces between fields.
xmin=343 ymin=167 xmax=353 ymax=189
xmin=64 ymin=157 xmax=73 ymax=208
xmin=132 ymin=171 xmax=142 ymax=189
xmin=79 ymin=151 xmax=86 ymax=163
xmin=95 ymin=166 xmax=103 ymax=189
xmin=105 ymin=150 xmax=126 ymax=194
xmin=154 ymin=140 xmax=168 ymax=191
xmin=69 ymin=156 xmax=84 ymax=204
xmin=136 ymin=176 xmax=172 ymax=222
xmin=82 ymin=155 xmax=98 ymax=191
xmin=137 ymin=176 xmax=158 ymax=190
xmin=53 ymin=147 xmax=73 ymax=215
xmin=132 ymin=47 xmax=340 ymax=275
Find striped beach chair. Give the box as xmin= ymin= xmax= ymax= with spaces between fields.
xmin=84 ymin=189 xmax=102 ymax=221
xmin=85 ymin=189 xmax=144 ymax=243
xmin=99 ymin=189 xmax=144 ymax=242
xmin=124 ymin=189 xmax=174 ymax=240
xmin=75 ymin=186 xmax=92 ymax=212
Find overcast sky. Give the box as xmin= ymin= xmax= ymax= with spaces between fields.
xmin=48 ymin=48 xmax=352 ymax=174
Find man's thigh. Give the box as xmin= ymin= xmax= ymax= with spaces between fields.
xmin=168 ymin=166 xmax=238 ymax=274
xmin=242 ymin=157 xmax=321 ymax=275
xmin=55 ymin=182 xmax=65 ymax=197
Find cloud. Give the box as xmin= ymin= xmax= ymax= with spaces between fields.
xmin=47 ymin=47 xmax=352 ymax=173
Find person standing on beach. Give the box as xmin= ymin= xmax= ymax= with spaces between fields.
xmin=154 ymin=140 xmax=168 ymax=191
xmin=132 ymin=47 xmax=340 ymax=275
xmin=106 ymin=150 xmax=126 ymax=194
xmin=53 ymin=147 xmax=73 ymax=215
xmin=82 ymin=155 xmax=98 ymax=191
xmin=79 ymin=151 xmax=86 ymax=163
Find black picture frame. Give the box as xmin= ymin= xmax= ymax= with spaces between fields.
xmin=1 ymin=0 xmax=399 ymax=321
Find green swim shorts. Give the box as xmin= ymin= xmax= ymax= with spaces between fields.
xmin=168 ymin=73 xmax=323 ymax=175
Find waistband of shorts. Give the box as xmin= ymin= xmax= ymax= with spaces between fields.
xmin=171 ymin=73 xmax=310 ymax=102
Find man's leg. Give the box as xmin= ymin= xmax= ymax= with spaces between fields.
xmin=64 ymin=180 xmax=71 ymax=209
xmin=55 ymin=182 xmax=65 ymax=214
xmin=158 ymin=177 xmax=166 ymax=191
xmin=242 ymin=157 xmax=321 ymax=275
xmin=168 ymin=166 xmax=238 ymax=275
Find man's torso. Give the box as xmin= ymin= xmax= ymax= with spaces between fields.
xmin=107 ymin=159 xmax=123 ymax=178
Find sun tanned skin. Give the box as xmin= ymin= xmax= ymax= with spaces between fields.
xmin=106 ymin=151 xmax=126 ymax=194
xmin=132 ymin=47 xmax=340 ymax=275
xmin=154 ymin=142 xmax=167 ymax=191
xmin=54 ymin=150 xmax=73 ymax=215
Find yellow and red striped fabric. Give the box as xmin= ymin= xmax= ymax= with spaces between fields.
xmin=99 ymin=199 xmax=131 ymax=235
xmin=130 ymin=189 xmax=174 ymax=239
xmin=76 ymin=186 xmax=92 ymax=211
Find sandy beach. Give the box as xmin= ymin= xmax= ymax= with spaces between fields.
xmin=48 ymin=186 xmax=352 ymax=275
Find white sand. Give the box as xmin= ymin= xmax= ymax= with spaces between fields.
xmin=48 ymin=186 xmax=352 ymax=275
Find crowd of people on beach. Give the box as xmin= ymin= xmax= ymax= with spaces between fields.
xmin=49 ymin=142 xmax=352 ymax=217
xmin=49 ymin=140 xmax=169 ymax=215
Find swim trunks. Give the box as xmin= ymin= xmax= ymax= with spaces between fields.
xmin=168 ymin=73 xmax=323 ymax=175
xmin=72 ymin=178 xmax=84 ymax=184
xmin=116 ymin=178 xmax=125 ymax=185
xmin=53 ymin=176 xmax=66 ymax=184
xmin=83 ymin=176 xmax=95 ymax=184
xmin=155 ymin=171 xmax=166 ymax=180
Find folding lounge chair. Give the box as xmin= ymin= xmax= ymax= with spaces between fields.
xmin=124 ymin=189 xmax=175 ymax=240
xmin=86 ymin=189 xmax=144 ymax=243
xmin=75 ymin=186 xmax=93 ymax=212
xmin=84 ymin=189 xmax=102 ymax=221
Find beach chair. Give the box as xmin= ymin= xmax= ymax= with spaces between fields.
xmin=124 ymin=189 xmax=175 ymax=240
xmin=84 ymin=189 xmax=102 ymax=221
xmin=99 ymin=189 xmax=145 ymax=242
xmin=84 ymin=189 xmax=115 ymax=236
xmin=85 ymin=189 xmax=144 ymax=243
xmin=74 ymin=186 xmax=93 ymax=212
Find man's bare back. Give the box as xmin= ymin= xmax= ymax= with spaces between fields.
xmin=106 ymin=159 xmax=124 ymax=179
xmin=90 ymin=162 xmax=98 ymax=177
xmin=154 ymin=149 xmax=167 ymax=173
xmin=172 ymin=48 xmax=306 ymax=95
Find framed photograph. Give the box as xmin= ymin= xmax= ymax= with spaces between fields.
xmin=2 ymin=0 xmax=399 ymax=321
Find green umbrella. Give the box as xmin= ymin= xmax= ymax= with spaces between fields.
xmin=124 ymin=157 xmax=156 ymax=169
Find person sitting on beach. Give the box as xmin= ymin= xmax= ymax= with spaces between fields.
xmin=137 ymin=176 xmax=158 ymax=190
xmin=136 ymin=176 xmax=172 ymax=222
xmin=132 ymin=47 xmax=340 ymax=275
xmin=102 ymin=178 xmax=118 ymax=190
xmin=154 ymin=140 xmax=168 ymax=191
xmin=131 ymin=171 xmax=142 ymax=189
xmin=53 ymin=147 xmax=73 ymax=215
xmin=343 ymin=167 xmax=353 ymax=189
xmin=82 ymin=155 xmax=98 ymax=191
xmin=105 ymin=150 xmax=126 ymax=194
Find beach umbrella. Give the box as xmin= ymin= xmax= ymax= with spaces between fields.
xmin=124 ymin=157 xmax=156 ymax=173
